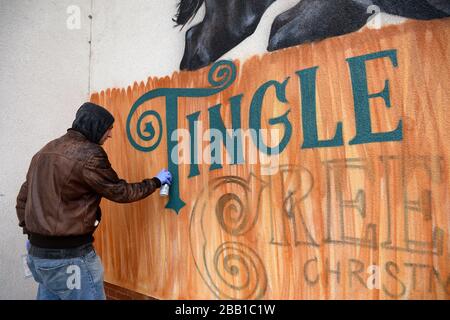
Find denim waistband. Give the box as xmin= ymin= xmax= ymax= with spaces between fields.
xmin=29 ymin=243 xmax=94 ymax=259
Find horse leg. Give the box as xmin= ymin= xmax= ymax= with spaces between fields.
xmin=373 ymin=0 xmax=449 ymax=19
xmin=426 ymin=0 xmax=450 ymax=15
xmin=180 ymin=0 xmax=276 ymax=71
xmin=268 ymin=0 xmax=449 ymax=52
xmin=268 ymin=0 xmax=370 ymax=52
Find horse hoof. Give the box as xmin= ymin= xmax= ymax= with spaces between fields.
xmin=180 ymin=25 xmax=214 ymax=71
xmin=268 ymin=0 xmax=369 ymax=52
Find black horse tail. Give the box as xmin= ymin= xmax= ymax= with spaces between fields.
xmin=173 ymin=0 xmax=205 ymax=27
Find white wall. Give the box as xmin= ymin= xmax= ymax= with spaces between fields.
xmin=0 ymin=0 xmax=406 ymax=299
xmin=0 ymin=0 xmax=91 ymax=299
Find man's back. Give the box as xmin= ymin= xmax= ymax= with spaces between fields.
xmin=16 ymin=103 xmax=161 ymax=249
xmin=18 ymin=102 xmax=171 ymax=300
xmin=22 ymin=130 xmax=102 ymax=239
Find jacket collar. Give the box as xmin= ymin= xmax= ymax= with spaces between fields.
xmin=67 ymin=128 xmax=89 ymax=141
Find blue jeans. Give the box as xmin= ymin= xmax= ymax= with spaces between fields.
xmin=27 ymin=246 xmax=106 ymax=300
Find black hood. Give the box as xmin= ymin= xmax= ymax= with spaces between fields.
xmin=71 ymin=102 xmax=115 ymax=144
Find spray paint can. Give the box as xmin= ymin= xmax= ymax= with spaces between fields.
xmin=160 ymin=184 xmax=170 ymax=196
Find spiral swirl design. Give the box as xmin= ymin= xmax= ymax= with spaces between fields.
xmin=134 ymin=110 xmax=163 ymax=151
xmin=212 ymin=177 xmax=259 ymax=236
xmin=215 ymin=193 xmax=248 ymax=236
xmin=212 ymin=242 xmax=267 ymax=300
xmin=207 ymin=60 xmax=237 ymax=88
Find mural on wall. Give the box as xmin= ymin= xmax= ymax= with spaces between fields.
xmin=174 ymin=0 xmax=450 ymax=70
xmin=91 ymin=1 xmax=450 ymax=300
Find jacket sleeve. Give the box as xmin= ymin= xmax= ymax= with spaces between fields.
xmin=82 ymin=148 xmax=161 ymax=203
xmin=16 ymin=180 xmax=29 ymax=234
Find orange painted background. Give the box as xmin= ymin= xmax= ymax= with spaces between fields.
xmin=91 ymin=20 xmax=449 ymax=299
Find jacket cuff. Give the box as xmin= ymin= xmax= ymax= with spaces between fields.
xmin=151 ymin=177 xmax=162 ymax=189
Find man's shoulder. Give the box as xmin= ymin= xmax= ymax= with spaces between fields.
xmin=68 ymin=133 xmax=108 ymax=164
xmin=84 ymin=145 xmax=110 ymax=169
xmin=38 ymin=130 xmax=105 ymax=163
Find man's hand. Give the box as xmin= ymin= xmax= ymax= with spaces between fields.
xmin=156 ymin=169 xmax=172 ymax=186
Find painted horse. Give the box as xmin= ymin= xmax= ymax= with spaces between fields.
xmin=174 ymin=0 xmax=450 ymax=71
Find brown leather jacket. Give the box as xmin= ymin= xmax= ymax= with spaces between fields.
xmin=16 ymin=129 xmax=160 ymax=248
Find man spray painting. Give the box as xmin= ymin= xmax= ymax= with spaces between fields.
xmin=16 ymin=102 xmax=172 ymax=300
